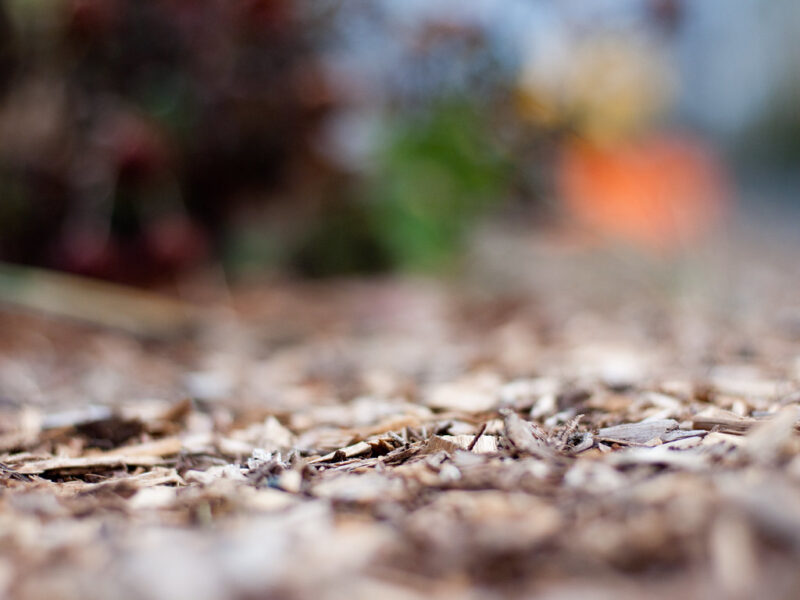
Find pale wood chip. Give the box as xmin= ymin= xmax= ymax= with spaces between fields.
xmin=418 ymin=435 xmax=462 ymax=456
xmin=440 ymin=434 xmax=499 ymax=454
xmin=16 ymin=454 xmax=168 ymax=474
xmin=692 ymin=415 xmax=757 ymax=435
xmin=500 ymin=409 xmax=557 ymax=459
xmin=13 ymin=438 xmax=182 ymax=474
xmin=308 ymin=441 xmax=373 ymax=464
xmin=596 ymin=419 xmax=679 ymax=445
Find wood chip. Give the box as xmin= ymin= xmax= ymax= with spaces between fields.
xmin=308 ymin=441 xmax=373 ymax=464
xmin=440 ymin=433 xmax=499 ymax=454
xmin=16 ymin=454 xmax=168 ymax=474
xmin=12 ymin=438 xmax=182 ymax=474
xmin=596 ymin=419 xmax=680 ymax=445
xmin=501 ymin=409 xmax=557 ymax=459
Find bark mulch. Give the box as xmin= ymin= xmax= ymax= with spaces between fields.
xmin=2 ymin=238 xmax=800 ymax=600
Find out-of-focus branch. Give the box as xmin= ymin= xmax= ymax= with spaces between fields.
xmin=0 ymin=262 xmax=201 ymax=338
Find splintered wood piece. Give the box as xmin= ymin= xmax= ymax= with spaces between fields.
xmin=692 ymin=416 xmax=756 ymax=434
xmin=308 ymin=441 xmax=372 ymax=464
xmin=57 ymin=467 xmax=184 ymax=495
xmin=13 ymin=438 xmax=182 ymax=474
xmin=15 ymin=454 xmax=167 ymax=474
xmin=692 ymin=414 xmax=800 ymax=436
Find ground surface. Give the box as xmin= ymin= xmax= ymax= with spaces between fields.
xmin=2 ymin=224 xmax=800 ymax=600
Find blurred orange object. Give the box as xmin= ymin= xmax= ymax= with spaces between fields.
xmin=557 ymin=134 xmax=727 ymax=250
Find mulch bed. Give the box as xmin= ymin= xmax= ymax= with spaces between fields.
xmin=2 ymin=237 xmax=800 ymax=599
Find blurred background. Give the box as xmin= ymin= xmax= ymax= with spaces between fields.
xmin=0 ymin=0 xmax=798 ymax=286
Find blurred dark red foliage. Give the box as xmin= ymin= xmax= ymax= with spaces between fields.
xmin=0 ymin=0 xmax=335 ymax=283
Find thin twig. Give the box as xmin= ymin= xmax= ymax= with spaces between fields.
xmin=467 ymin=422 xmax=488 ymax=451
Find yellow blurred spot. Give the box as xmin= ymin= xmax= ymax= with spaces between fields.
xmin=517 ymin=32 xmax=676 ymax=143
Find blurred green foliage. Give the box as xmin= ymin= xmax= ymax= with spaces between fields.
xmin=369 ymin=102 xmax=510 ymax=271
xmin=0 ymin=1 xmax=516 ymax=281
xmin=293 ymin=101 xmax=510 ymax=276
